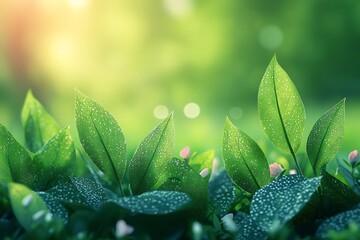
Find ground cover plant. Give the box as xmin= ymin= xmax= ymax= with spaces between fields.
xmin=1 ymin=55 xmax=360 ymax=239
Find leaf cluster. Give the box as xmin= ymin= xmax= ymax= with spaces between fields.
xmin=0 ymin=56 xmax=359 ymax=239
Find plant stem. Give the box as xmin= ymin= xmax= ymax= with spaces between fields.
xmin=290 ymin=150 xmax=303 ymax=176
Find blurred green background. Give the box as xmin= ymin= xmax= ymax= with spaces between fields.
xmin=1 ymin=0 xmax=360 ymax=164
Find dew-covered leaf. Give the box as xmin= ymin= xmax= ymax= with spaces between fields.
xmin=307 ymin=99 xmax=345 ymax=175
xmin=188 ymin=150 xmax=214 ymax=182
xmin=250 ymin=175 xmax=321 ymax=233
xmin=156 ymin=158 xmax=208 ymax=214
xmin=112 ymin=191 xmax=190 ymax=215
xmin=258 ymin=55 xmax=305 ymax=154
xmin=0 ymin=124 xmax=36 ymax=188
xmin=46 ymin=182 xmax=91 ymax=211
xmin=321 ymin=171 xmax=360 ymax=215
xmin=21 ymin=90 xmax=61 ymax=153
xmin=8 ymin=183 xmax=50 ymax=231
xmin=233 ymin=211 xmax=248 ymax=227
xmin=32 ymin=127 xmax=76 ymax=190
xmin=129 ymin=114 xmax=174 ymax=195
xmin=316 ymin=205 xmax=360 ymax=238
xmin=237 ymin=216 xmax=267 ymax=240
xmin=209 ymin=170 xmax=236 ymax=216
xmin=71 ymin=177 xmax=110 ymax=209
xmin=37 ymin=192 xmax=68 ymax=222
xmin=75 ymin=91 xmax=127 ymax=189
xmin=223 ymin=118 xmax=270 ymax=194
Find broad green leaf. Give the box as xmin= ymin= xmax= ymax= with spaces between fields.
xmin=223 ymin=118 xmax=270 ymax=194
xmin=21 ymin=90 xmax=61 ymax=153
xmin=233 ymin=211 xmax=248 ymax=227
xmin=0 ymin=124 xmax=36 ymax=188
xmin=129 ymin=114 xmax=174 ymax=195
xmin=8 ymin=183 xmax=50 ymax=231
xmin=316 ymin=205 xmax=360 ymax=238
xmin=37 ymin=192 xmax=68 ymax=222
xmin=258 ymin=56 xmax=306 ymax=154
xmin=208 ymin=170 xmax=237 ymax=216
xmin=75 ymin=91 xmax=127 ymax=190
xmin=112 ymin=191 xmax=190 ymax=215
xmin=156 ymin=158 xmax=208 ymax=214
xmin=188 ymin=150 xmax=214 ymax=182
xmin=321 ymin=171 xmax=360 ymax=215
xmin=32 ymin=127 xmax=76 ymax=190
xmin=237 ymin=216 xmax=267 ymax=240
xmin=46 ymin=183 xmax=89 ymax=207
xmin=307 ymin=99 xmax=345 ymax=175
xmin=71 ymin=177 xmax=111 ymax=209
xmin=250 ymin=175 xmax=321 ymax=233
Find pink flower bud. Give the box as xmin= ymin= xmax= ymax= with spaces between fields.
xmin=269 ymin=163 xmax=284 ymax=177
xmin=180 ymin=146 xmax=191 ymax=159
xmin=200 ymin=168 xmax=209 ymax=178
xmin=289 ymin=169 xmax=297 ymax=175
xmin=116 ymin=220 xmax=134 ymax=238
xmin=348 ymin=150 xmax=359 ymax=165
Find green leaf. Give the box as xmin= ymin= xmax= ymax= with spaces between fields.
xmin=75 ymin=91 xmax=127 ymax=190
xmin=237 ymin=216 xmax=267 ymax=240
xmin=21 ymin=90 xmax=61 ymax=153
xmin=129 ymin=114 xmax=174 ymax=195
xmin=112 ymin=191 xmax=190 ymax=215
xmin=32 ymin=127 xmax=76 ymax=190
xmin=208 ymin=170 xmax=236 ymax=216
xmin=37 ymin=192 xmax=68 ymax=222
xmin=223 ymin=118 xmax=270 ymax=194
xmin=0 ymin=124 xmax=36 ymax=188
xmin=156 ymin=158 xmax=208 ymax=214
xmin=316 ymin=205 xmax=360 ymax=238
xmin=71 ymin=177 xmax=111 ymax=209
xmin=188 ymin=150 xmax=214 ymax=182
xmin=307 ymin=99 xmax=345 ymax=175
xmin=258 ymin=55 xmax=306 ymax=154
xmin=321 ymin=171 xmax=360 ymax=216
xmin=46 ymin=183 xmax=89 ymax=207
xmin=8 ymin=183 xmax=50 ymax=231
xmin=250 ymin=175 xmax=321 ymax=233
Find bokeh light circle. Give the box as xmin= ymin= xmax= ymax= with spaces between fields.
xmin=184 ymin=102 xmax=200 ymax=119
xmin=153 ymin=105 xmax=169 ymax=119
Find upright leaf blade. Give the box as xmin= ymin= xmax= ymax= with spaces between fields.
xmin=258 ymin=56 xmax=306 ymax=154
xmin=8 ymin=183 xmax=50 ymax=231
xmin=307 ymin=99 xmax=345 ymax=175
xmin=32 ymin=127 xmax=76 ymax=190
xmin=129 ymin=114 xmax=174 ymax=195
xmin=75 ymin=91 xmax=127 ymax=189
xmin=223 ymin=118 xmax=270 ymax=194
xmin=21 ymin=91 xmax=60 ymax=153
xmin=0 ymin=124 xmax=36 ymax=188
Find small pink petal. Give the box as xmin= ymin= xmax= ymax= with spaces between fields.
xmin=180 ymin=146 xmax=191 ymax=159
xmin=348 ymin=150 xmax=359 ymax=165
xmin=289 ymin=169 xmax=297 ymax=175
xmin=269 ymin=163 xmax=284 ymax=177
xmin=199 ymin=168 xmax=209 ymax=178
